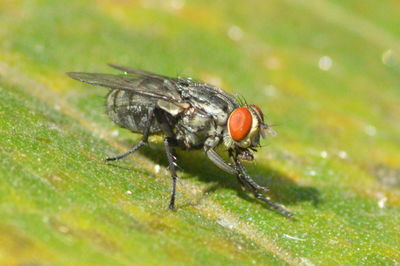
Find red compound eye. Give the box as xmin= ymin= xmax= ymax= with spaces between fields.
xmin=228 ymin=107 xmax=253 ymax=141
xmin=250 ymin=105 xmax=264 ymax=121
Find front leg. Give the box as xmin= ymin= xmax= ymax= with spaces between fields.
xmin=231 ymin=154 xmax=293 ymax=218
xmin=230 ymin=152 xmax=269 ymax=194
xmin=205 ymin=147 xmax=250 ymax=190
xmin=205 ymin=148 xmax=237 ymax=175
xmin=204 ymin=135 xmax=239 ymax=175
xmin=204 ymin=136 xmax=253 ymax=187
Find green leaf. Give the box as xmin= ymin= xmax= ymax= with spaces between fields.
xmin=1 ymin=0 xmax=399 ymax=264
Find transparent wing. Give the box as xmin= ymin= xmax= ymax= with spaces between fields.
xmin=67 ymin=71 xmax=183 ymax=103
xmin=108 ymin=63 xmax=173 ymax=80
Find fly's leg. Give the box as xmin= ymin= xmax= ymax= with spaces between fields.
xmin=232 ymin=155 xmax=293 ymax=218
xmin=205 ymin=148 xmax=247 ymax=189
xmin=164 ymin=137 xmax=178 ymax=210
xmin=206 ymin=148 xmax=237 ymax=175
xmin=225 ymin=150 xmax=265 ymax=193
xmin=105 ymin=142 xmax=147 ymax=162
xmin=204 ymin=136 xmax=237 ymax=174
xmin=204 ymin=138 xmax=268 ymax=192
xmin=236 ymin=167 xmax=269 ymax=193
xmin=105 ymin=108 xmax=154 ymax=162
xmin=155 ymin=109 xmax=180 ymax=210
xmin=205 ymin=138 xmax=292 ymax=217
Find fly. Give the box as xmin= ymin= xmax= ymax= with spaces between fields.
xmin=68 ymin=64 xmax=292 ymax=217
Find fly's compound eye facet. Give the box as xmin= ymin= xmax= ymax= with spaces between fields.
xmin=228 ymin=107 xmax=253 ymax=141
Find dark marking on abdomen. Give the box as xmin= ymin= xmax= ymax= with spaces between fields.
xmin=106 ymin=89 xmax=162 ymax=134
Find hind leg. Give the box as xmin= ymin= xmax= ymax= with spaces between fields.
xmin=105 ymin=108 xmax=154 ymax=162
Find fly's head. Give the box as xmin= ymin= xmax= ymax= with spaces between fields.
xmin=224 ymin=105 xmax=276 ymax=161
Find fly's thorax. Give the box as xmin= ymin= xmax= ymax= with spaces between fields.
xmin=181 ymin=83 xmax=238 ymax=126
xmin=174 ymin=106 xmax=216 ymax=149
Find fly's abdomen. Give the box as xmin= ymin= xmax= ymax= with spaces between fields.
xmin=106 ymin=89 xmax=162 ymax=134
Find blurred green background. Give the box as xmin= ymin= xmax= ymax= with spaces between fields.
xmin=0 ymin=0 xmax=399 ymax=265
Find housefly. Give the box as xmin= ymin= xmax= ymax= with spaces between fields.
xmin=68 ymin=64 xmax=292 ymax=217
